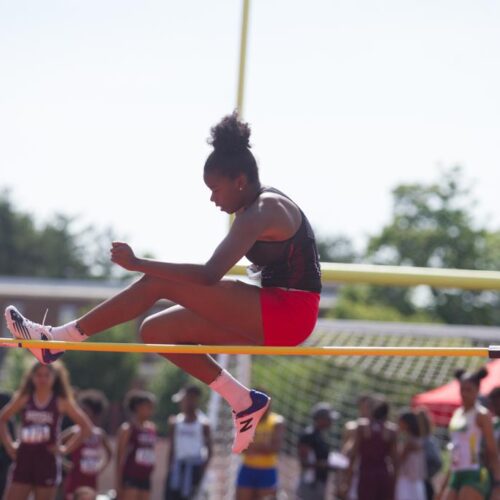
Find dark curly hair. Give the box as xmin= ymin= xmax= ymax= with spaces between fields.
xmin=204 ymin=112 xmax=259 ymax=183
xmin=455 ymin=366 xmax=488 ymax=387
xmin=78 ymin=389 xmax=109 ymax=418
xmin=399 ymin=410 xmax=421 ymax=437
xmin=125 ymin=389 xmax=156 ymax=414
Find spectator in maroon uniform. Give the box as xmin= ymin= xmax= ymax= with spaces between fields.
xmin=116 ymin=390 xmax=157 ymax=500
xmin=0 ymin=391 xmax=14 ymax=498
xmin=346 ymin=395 xmax=398 ymax=500
xmin=0 ymin=361 xmax=92 ymax=500
xmin=62 ymin=389 xmax=112 ymax=499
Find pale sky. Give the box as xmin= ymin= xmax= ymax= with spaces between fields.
xmin=1 ymin=0 xmax=499 ymax=264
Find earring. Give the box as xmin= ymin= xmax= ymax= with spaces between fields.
xmin=239 ymin=187 xmax=243 ymax=191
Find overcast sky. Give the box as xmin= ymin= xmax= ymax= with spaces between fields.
xmin=1 ymin=0 xmax=499 ymax=264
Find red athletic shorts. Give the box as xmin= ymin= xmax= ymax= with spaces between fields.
xmin=260 ymin=287 xmax=320 ymax=346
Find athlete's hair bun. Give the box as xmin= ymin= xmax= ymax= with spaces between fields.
xmin=208 ymin=111 xmax=251 ymax=154
xmin=455 ymin=366 xmax=488 ymax=385
xmin=476 ymin=367 xmax=488 ymax=380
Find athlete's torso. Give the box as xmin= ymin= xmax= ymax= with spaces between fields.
xmin=243 ymin=412 xmax=283 ymax=469
xmin=245 ymin=186 xmax=322 ymax=293
xmin=358 ymin=420 xmax=394 ymax=472
xmin=71 ymin=427 xmax=105 ymax=478
xmin=449 ymin=403 xmax=484 ymax=471
xmin=172 ymin=411 xmax=207 ymax=462
xmin=20 ymin=393 xmax=61 ymax=447
xmin=124 ymin=422 xmax=157 ymax=479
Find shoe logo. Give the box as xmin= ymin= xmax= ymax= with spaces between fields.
xmin=10 ymin=310 xmax=31 ymax=340
xmin=41 ymin=334 xmax=63 ymax=364
xmin=239 ymin=418 xmax=253 ymax=433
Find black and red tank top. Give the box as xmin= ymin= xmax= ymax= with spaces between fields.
xmin=123 ymin=422 xmax=156 ymax=480
xmin=20 ymin=393 xmax=61 ymax=447
xmin=245 ymin=186 xmax=322 ymax=293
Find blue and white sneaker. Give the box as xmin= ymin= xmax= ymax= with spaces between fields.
xmin=4 ymin=306 xmax=63 ymax=364
xmin=232 ymin=390 xmax=271 ymax=453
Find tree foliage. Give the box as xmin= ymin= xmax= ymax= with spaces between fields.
xmin=331 ymin=167 xmax=500 ymax=325
xmin=0 ymin=190 xmax=117 ymax=279
xmin=316 ymin=234 xmax=358 ymax=263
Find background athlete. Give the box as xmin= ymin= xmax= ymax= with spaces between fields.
xmin=0 ymin=362 xmax=91 ymax=500
xmin=4 ymin=111 xmax=322 ymax=453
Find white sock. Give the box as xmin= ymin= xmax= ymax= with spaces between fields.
xmin=50 ymin=321 xmax=88 ymax=342
xmin=209 ymin=370 xmax=252 ymax=413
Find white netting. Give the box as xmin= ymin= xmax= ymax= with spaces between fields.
xmin=203 ymin=319 xmax=499 ymax=499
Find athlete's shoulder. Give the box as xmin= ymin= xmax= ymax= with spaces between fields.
xmin=196 ymin=410 xmax=210 ymax=425
xmin=93 ymin=426 xmax=106 ymax=437
xmin=14 ymin=392 xmax=30 ymax=407
xmin=272 ymin=412 xmax=285 ymax=425
xmin=144 ymin=420 xmax=156 ymax=432
xmin=385 ymin=421 xmax=398 ymax=432
xmin=344 ymin=419 xmax=358 ymax=431
xmin=476 ymin=404 xmax=492 ymax=425
xmin=119 ymin=421 xmax=131 ymax=433
xmin=477 ymin=403 xmax=489 ymax=415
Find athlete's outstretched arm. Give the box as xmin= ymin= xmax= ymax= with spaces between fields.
xmin=111 ymin=204 xmax=270 ymax=285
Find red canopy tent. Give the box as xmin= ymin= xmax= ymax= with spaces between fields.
xmin=412 ymin=360 xmax=500 ymax=427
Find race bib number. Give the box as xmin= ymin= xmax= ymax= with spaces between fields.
xmin=135 ymin=447 xmax=155 ymax=466
xmin=80 ymin=456 xmax=101 ymax=474
xmin=21 ymin=424 xmax=50 ymax=444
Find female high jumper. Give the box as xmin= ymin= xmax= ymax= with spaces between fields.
xmin=5 ymin=112 xmax=322 ymax=453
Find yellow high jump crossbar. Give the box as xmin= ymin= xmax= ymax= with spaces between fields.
xmin=1 ymin=262 xmax=500 ymax=358
xmin=0 ymin=339 xmax=499 ymax=358
xmin=231 ymin=262 xmax=500 ymax=290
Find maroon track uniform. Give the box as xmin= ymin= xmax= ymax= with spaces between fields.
xmin=64 ymin=428 xmax=105 ymax=496
xmin=123 ymin=423 xmax=156 ymax=491
xmin=12 ymin=394 xmax=62 ymax=487
xmin=357 ymin=420 xmax=395 ymax=500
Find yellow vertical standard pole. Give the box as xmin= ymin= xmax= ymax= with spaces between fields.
xmin=236 ymin=0 xmax=251 ymax=117
xmin=230 ymin=0 xmax=251 ymax=229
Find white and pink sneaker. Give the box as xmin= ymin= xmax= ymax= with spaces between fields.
xmin=232 ymin=390 xmax=271 ymax=454
xmin=4 ymin=306 xmax=63 ymax=364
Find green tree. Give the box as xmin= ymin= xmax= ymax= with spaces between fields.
xmin=351 ymin=167 xmax=500 ymax=325
xmin=0 ymin=189 xmax=118 ymax=279
xmin=316 ymin=234 xmax=358 ymax=263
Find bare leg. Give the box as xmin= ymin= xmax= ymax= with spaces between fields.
xmin=34 ymin=487 xmax=57 ymax=500
xmin=140 ymin=305 xmax=262 ymax=383
xmin=444 ymin=488 xmax=458 ymax=500
xmin=256 ymin=489 xmax=277 ymax=499
xmin=78 ymin=275 xmax=264 ymax=343
xmin=6 ymin=483 xmax=32 ymax=500
xmin=121 ymin=488 xmax=142 ymax=500
xmin=236 ymin=487 xmax=256 ymax=500
xmin=457 ymin=486 xmax=483 ymax=500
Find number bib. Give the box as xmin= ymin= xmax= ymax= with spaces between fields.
xmin=21 ymin=424 xmax=50 ymax=444
xmin=135 ymin=447 xmax=155 ymax=467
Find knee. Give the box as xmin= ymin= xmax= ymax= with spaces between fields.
xmin=139 ymin=316 xmax=157 ymax=343
xmin=140 ymin=315 xmax=181 ymax=344
xmin=136 ymin=274 xmax=163 ymax=298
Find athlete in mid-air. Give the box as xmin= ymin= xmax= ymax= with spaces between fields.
xmin=5 ymin=112 xmax=322 ymax=453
